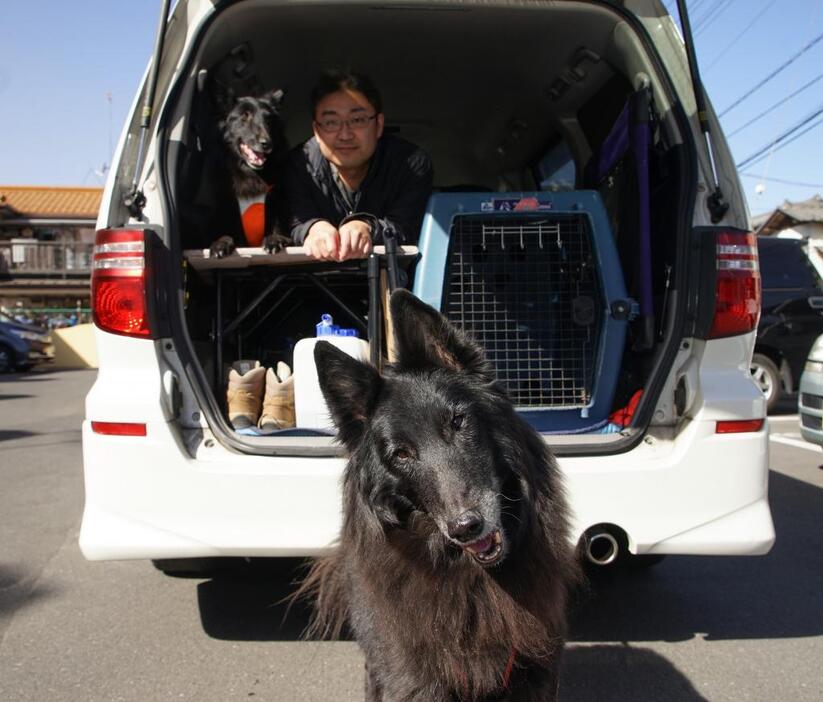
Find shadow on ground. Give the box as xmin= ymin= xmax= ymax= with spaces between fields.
xmin=0 ymin=430 xmax=38 ymax=443
xmin=0 ymin=564 xmax=59 ymax=618
xmin=561 ymin=644 xmax=707 ymax=701
xmin=770 ymin=392 xmax=799 ymax=416
xmin=193 ymin=558 xmax=314 ymax=641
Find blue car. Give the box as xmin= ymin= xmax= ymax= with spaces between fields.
xmin=0 ymin=312 xmax=54 ymax=373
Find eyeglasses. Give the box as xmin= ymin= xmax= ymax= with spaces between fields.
xmin=315 ymin=114 xmax=378 ymax=134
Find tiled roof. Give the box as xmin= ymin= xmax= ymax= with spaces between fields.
xmin=754 ymin=194 xmax=823 ymax=235
xmin=0 ymin=186 xmax=102 ymax=220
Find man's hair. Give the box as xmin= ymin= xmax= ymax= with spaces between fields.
xmin=310 ymin=69 xmax=383 ymax=116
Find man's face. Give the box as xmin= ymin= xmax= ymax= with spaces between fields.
xmin=313 ymin=88 xmax=384 ymax=172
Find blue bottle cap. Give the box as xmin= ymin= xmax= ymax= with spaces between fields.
xmin=316 ymin=314 xmax=336 ymax=336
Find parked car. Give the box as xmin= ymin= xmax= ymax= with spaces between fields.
xmin=0 ymin=311 xmax=54 ymax=373
xmin=80 ymin=0 xmax=774 ymax=570
xmin=752 ymin=236 xmax=823 ymax=411
xmin=798 ymin=334 xmax=823 ymax=446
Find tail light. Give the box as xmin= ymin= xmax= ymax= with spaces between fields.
xmin=92 ymin=228 xmax=153 ymax=338
xmin=708 ymin=231 xmax=761 ymax=339
xmin=716 ymin=418 xmax=764 ymax=434
xmin=91 ymin=421 xmax=147 ymax=437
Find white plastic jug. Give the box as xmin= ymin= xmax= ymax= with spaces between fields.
xmin=293 ymin=317 xmax=370 ymax=431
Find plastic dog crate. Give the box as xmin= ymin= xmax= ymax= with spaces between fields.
xmin=412 ymin=191 xmax=635 ymax=433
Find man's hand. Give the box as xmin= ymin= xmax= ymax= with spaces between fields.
xmin=304 ymin=221 xmax=340 ymax=260
xmin=304 ymin=219 xmax=373 ymax=261
xmin=338 ymin=220 xmax=373 ymax=260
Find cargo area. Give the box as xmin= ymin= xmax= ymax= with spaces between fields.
xmin=160 ymin=0 xmax=694 ymax=450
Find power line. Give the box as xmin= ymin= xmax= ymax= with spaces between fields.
xmin=704 ymin=0 xmax=775 ymax=71
xmin=727 ymin=70 xmax=823 ymax=137
xmin=740 ymin=172 xmax=823 ymax=188
xmin=736 ymin=105 xmax=823 ymax=169
xmin=691 ymin=0 xmax=720 ymax=30
xmin=692 ymin=0 xmax=713 ymax=13
xmin=757 ymin=113 xmax=823 ymax=162
xmin=755 ymin=1 xmax=822 ymax=183
xmin=738 ymin=108 xmax=823 ymax=169
xmin=719 ymin=30 xmax=823 ymax=117
xmin=695 ymin=0 xmax=738 ymax=36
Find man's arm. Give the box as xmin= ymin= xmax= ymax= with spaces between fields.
xmin=370 ymin=147 xmax=433 ymax=245
xmin=282 ymin=148 xmax=332 ymax=246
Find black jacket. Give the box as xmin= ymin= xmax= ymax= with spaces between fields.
xmin=283 ymin=134 xmax=433 ymax=245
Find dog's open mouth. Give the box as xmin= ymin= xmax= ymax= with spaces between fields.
xmin=239 ymin=142 xmax=268 ymax=169
xmin=463 ymin=530 xmax=504 ymax=566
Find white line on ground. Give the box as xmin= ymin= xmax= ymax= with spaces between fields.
xmin=769 ymin=434 xmax=822 ymax=452
xmin=769 ymin=415 xmax=800 ymax=422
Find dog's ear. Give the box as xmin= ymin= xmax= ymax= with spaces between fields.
xmin=213 ymin=84 xmax=237 ymax=116
xmin=315 ymin=341 xmax=381 ymax=448
xmin=260 ymin=88 xmax=284 ymax=112
xmin=389 ymin=289 xmax=495 ymax=381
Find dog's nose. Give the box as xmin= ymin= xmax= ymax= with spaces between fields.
xmin=258 ymin=137 xmax=270 ymax=150
xmin=447 ymin=511 xmax=485 ymax=543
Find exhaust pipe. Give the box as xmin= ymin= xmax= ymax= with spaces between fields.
xmin=584 ymin=530 xmax=620 ymax=566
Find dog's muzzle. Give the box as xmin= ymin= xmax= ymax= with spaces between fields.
xmin=239 ymin=142 xmax=268 ymax=169
xmin=463 ymin=529 xmax=505 ymax=566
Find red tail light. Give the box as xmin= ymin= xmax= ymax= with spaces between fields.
xmin=92 ymin=229 xmax=153 ymax=338
xmin=716 ymin=419 xmax=764 ymax=434
xmin=91 ymin=421 xmax=147 ymax=436
xmin=708 ymin=231 xmax=761 ymax=339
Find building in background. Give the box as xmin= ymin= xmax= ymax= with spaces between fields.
xmin=0 ymin=186 xmax=101 ymax=326
xmin=753 ymin=194 xmax=823 ymax=240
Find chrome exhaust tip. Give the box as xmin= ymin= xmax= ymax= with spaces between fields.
xmin=585 ymin=531 xmax=620 ymax=566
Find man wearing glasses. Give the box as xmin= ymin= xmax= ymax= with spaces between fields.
xmin=283 ymin=69 xmax=433 ymax=261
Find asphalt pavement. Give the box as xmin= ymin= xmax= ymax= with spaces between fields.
xmin=0 ymin=369 xmax=821 ymax=701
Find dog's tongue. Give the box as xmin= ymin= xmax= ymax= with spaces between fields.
xmin=240 ymin=142 xmax=265 ymax=167
xmin=465 ymin=534 xmax=494 ymax=555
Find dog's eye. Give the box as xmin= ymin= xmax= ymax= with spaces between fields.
xmin=241 ymin=111 xmax=251 ymax=121
xmin=451 ymin=414 xmax=465 ymax=430
xmin=393 ymin=448 xmax=412 ymax=462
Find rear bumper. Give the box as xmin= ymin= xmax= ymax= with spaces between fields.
xmin=79 ymin=420 xmax=344 ymax=560
xmin=81 ymin=329 xmax=773 ymax=560
xmin=79 ymin=413 xmax=774 ymax=561
xmin=563 ymin=415 xmax=773 ymax=557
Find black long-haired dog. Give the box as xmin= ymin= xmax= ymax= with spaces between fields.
xmin=209 ymin=89 xmax=291 ymax=257
xmin=297 ymin=289 xmax=581 ymax=701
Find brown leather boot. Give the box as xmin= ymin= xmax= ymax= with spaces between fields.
xmin=226 ymin=363 xmax=266 ymax=429
xmin=259 ymin=361 xmax=296 ymax=431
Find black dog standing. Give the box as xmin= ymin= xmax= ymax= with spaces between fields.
xmin=297 ymin=289 xmax=581 ymax=702
xmin=209 ymin=89 xmax=291 ymax=257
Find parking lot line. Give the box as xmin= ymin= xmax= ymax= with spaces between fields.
xmin=769 ymin=433 xmax=821 ymax=452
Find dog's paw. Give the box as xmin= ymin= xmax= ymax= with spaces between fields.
xmin=262 ymin=231 xmax=293 ymax=254
xmin=209 ymin=235 xmax=236 ymax=258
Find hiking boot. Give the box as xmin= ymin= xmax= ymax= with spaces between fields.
xmin=259 ymin=361 xmax=295 ymax=431
xmin=226 ymin=363 xmax=266 ymax=429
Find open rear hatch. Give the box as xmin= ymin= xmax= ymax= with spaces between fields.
xmin=153 ymin=0 xmax=697 ymax=456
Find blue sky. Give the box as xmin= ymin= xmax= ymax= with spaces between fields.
xmin=0 ymin=0 xmax=820 ymax=218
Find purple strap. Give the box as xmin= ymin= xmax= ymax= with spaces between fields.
xmin=584 ymin=90 xmax=654 ymax=333
xmin=584 ymin=103 xmax=630 ymax=184
xmin=630 ymin=90 xmax=653 ymax=322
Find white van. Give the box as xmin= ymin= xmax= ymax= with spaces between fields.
xmin=80 ymin=0 xmax=774 ymax=570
